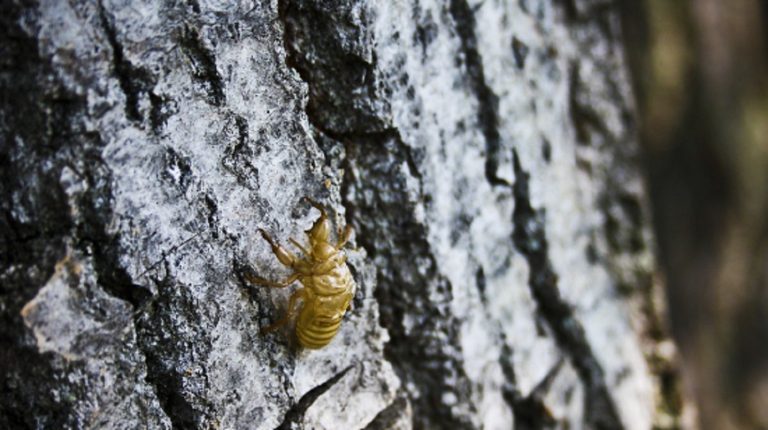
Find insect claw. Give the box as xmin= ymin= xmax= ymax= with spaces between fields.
xmin=259 ymin=228 xmax=277 ymax=246
xmin=302 ymin=197 xmax=327 ymax=218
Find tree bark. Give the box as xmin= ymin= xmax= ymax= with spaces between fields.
xmin=1 ymin=0 xmax=685 ymax=429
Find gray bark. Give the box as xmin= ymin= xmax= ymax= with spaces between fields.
xmin=1 ymin=0 xmax=684 ymax=429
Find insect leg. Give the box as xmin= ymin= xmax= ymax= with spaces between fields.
xmin=261 ymin=288 xmax=305 ymax=334
xmin=302 ymin=197 xmax=328 ymax=219
xmin=259 ymin=228 xmax=297 ymax=267
xmin=336 ymin=225 xmax=353 ymax=249
xmin=244 ymin=272 xmax=300 ymax=288
xmin=288 ymin=237 xmax=311 ymax=255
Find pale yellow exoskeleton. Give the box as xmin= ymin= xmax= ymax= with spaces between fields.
xmin=247 ymin=198 xmax=356 ymax=349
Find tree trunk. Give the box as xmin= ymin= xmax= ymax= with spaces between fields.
xmin=1 ymin=1 xmax=685 ymax=429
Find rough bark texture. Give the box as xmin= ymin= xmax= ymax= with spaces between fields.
xmin=1 ymin=0 xmax=684 ymax=429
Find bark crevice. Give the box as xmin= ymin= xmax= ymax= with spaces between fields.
xmin=97 ymin=1 xmax=153 ymax=122
xmin=362 ymin=394 xmax=409 ymax=430
xmin=447 ymin=0 xmax=508 ymax=187
xmin=135 ymin=272 xmax=214 ymax=429
xmin=178 ymin=25 xmax=226 ymax=107
xmin=277 ymin=0 xmax=390 ymax=137
xmin=274 ymin=365 xmax=353 ymax=430
xmin=501 ymin=352 xmax=563 ymax=430
xmin=343 ymin=135 xmax=477 ymax=429
xmin=511 ymin=149 xmax=623 ymax=429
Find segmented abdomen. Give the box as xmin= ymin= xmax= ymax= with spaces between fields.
xmin=296 ymin=314 xmax=344 ymax=349
xmin=295 ymin=262 xmax=355 ymax=349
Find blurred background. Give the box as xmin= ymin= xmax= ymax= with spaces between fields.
xmin=620 ymin=1 xmax=768 ymax=429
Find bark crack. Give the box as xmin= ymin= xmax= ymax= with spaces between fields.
xmin=136 ymin=274 xmax=212 ymax=430
xmin=274 ymin=366 xmax=353 ymax=430
xmin=97 ymin=1 xmax=152 ymax=122
xmin=178 ymin=25 xmax=226 ymax=107
xmin=342 ymin=135 xmax=477 ymax=430
xmin=448 ymin=0 xmax=509 ymax=187
xmin=501 ymin=350 xmax=563 ymax=430
xmin=478 ymin=268 xmax=560 ymax=429
xmin=67 ymin=150 xmax=189 ymax=429
xmin=362 ymin=394 xmax=409 ymax=430
xmin=511 ymin=149 xmax=623 ymax=429
xmin=73 ymin=153 xmax=153 ymax=308
xmin=277 ymin=0 xmax=390 ymax=136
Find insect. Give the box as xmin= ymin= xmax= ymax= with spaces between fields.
xmin=246 ymin=198 xmax=356 ymax=349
